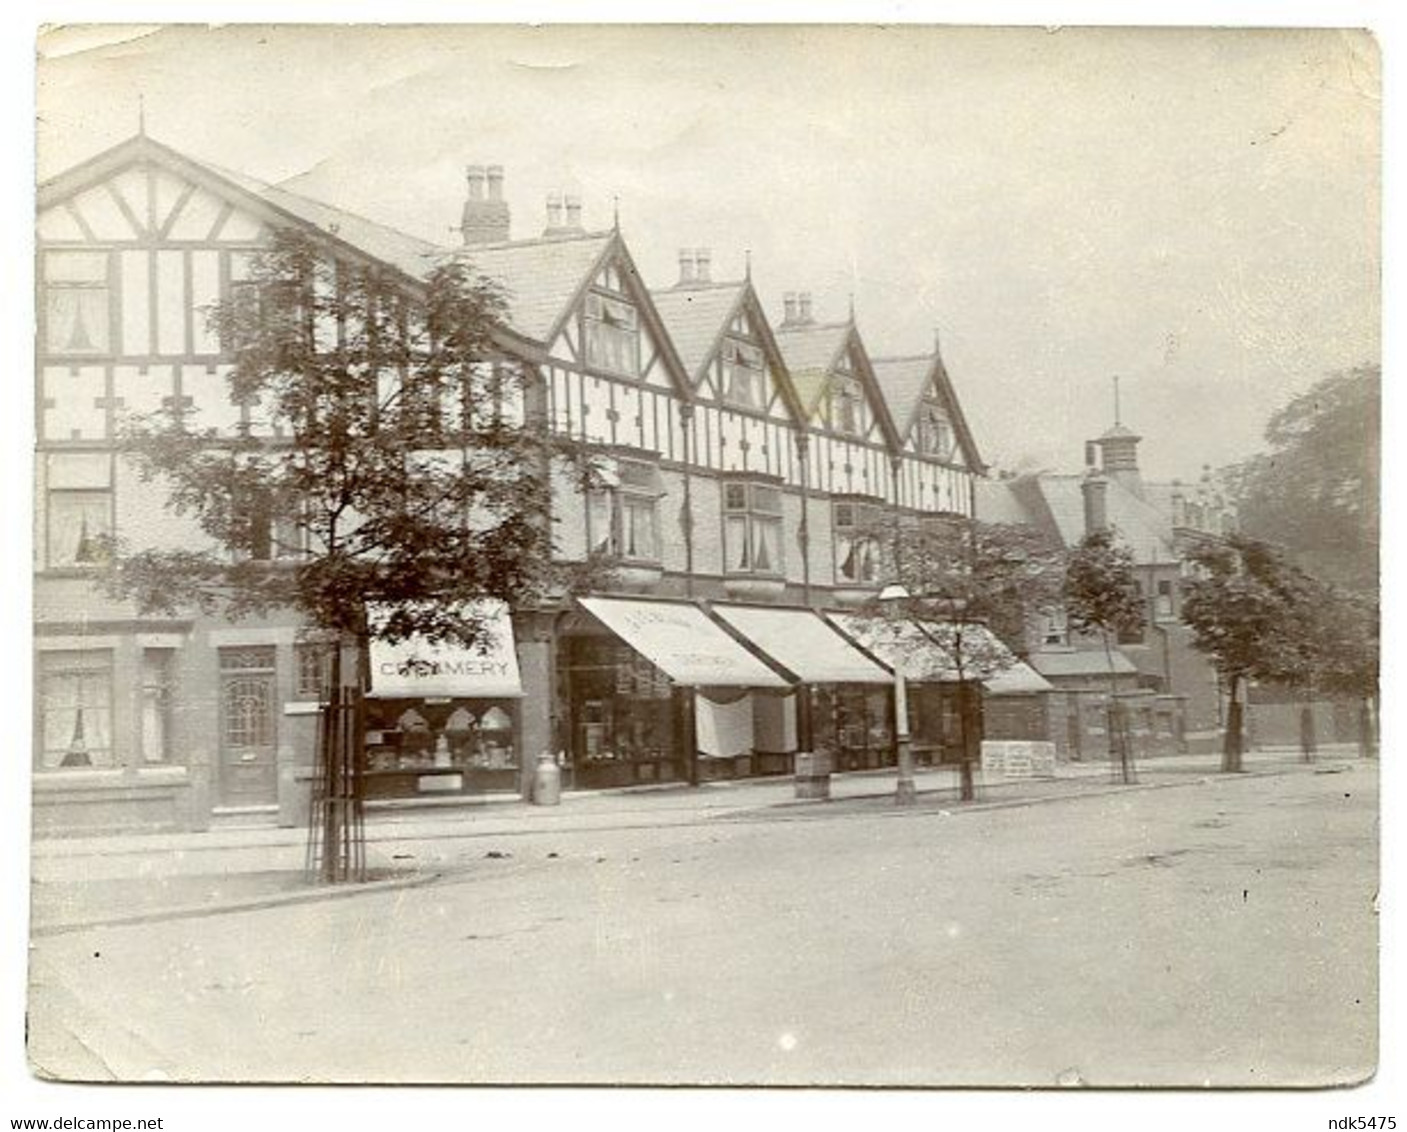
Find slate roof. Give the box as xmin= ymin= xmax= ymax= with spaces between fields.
xmin=1028 ymin=648 xmax=1139 ymax=678
xmin=205 ymin=160 xmax=446 ymax=280
xmin=869 ymin=355 xmax=931 ymax=436
xmin=441 ymin=232 xmax=616 ymax=344
xmin=773 ymin=321 xmax=852 ymax=413
xmin=977 ymin=473 xmax=1177 ymax=564
xmin=649 ymin=282 xmax=746 ymax=383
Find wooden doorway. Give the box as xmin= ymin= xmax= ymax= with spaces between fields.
xmin=218 ymin=646 xmax=278 ymax=806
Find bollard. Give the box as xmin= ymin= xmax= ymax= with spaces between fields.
xmin=532 ymin=750 xmax=562 ymax=806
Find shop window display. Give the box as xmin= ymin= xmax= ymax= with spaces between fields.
xmin=362 ymin=697 xmax=519 ymax=796
xmin=565 ymin=636 xmax=679 ymax=787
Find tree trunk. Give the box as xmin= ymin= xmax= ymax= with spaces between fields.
xmin=1102 ymin=630 xmax=1132 ymax=784
xmin=1359 ymin=697 xmax=1376 ymax=759
xmin=1298 ymin=698 xmax=1316 ymax=764
xmin=1222 ymin=675 xmax=1244 ymax=773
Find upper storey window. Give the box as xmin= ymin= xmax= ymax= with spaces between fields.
xmin=43 ymin=251 xmax=110 ymax=356
xmin=584 ymin=292 xmax=640 ymax=377
xmin=832 ymin=375 xmax=865 ymax=437
xmin=721 ymin=340 xmax=765 ymax=411
xmin=916 ymin=401 xmax=955 ymax=460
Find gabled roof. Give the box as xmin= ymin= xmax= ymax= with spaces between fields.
xmin=773 ymin=321 xmax=853 ymax=413
xmin=775 ymin=320 xmax=902 ymax=449
xmin=649 ymin=280 xmax=804 ymax=422
xmin=40 ymin=134 xmax=444 ymax=281
xmin=649 ymin=282 xmax=747 ymax=381
xmin=871 ymin=346 xmax=986 ymax=472
xmin=38 ymin=133 xmax=545 ymax=360
xmin=442 ymin=231 xmax=617 ymax=345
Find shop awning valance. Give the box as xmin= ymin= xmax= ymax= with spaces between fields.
xmin=577 ymin=596 xmax=789 ymax=688
xmin=826 ymin=613 xmax=1052 ymax=693
xmin=710 ymin=604 xmax=891 ymax=685
xmin=368 ymin=600 xmax=523 ymax=699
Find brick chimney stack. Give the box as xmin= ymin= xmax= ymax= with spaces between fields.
xmin=694 ymin=248 xmax=712 ymax=284
xmin=782 ymin=292 xmax=799 ymax=325
xmin=460 ymin=164 xmax=511 ymax=245
xmin=678 ymin=249 xmax=696 ymax=286
xmin=1082 ymin=470 xmax=1109 ymax=535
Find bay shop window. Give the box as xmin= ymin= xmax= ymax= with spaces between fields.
xmin=588 ymin=458 xmax=663 ymax=564
xmin=723 ymin=481 xmax=784 ymax=575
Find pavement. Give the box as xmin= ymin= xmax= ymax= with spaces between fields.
xmin=28 ymin=744 xmax=1365 ymax=935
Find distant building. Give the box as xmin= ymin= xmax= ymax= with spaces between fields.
xmin=977 ymin=417 xmax=1238 ymax=756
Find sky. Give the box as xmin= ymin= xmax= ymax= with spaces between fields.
xmin=34 ymin=23 xmax=1381 ymax=482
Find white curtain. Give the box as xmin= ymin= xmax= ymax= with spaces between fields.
xmin=40 ymin=660 xmax=113 ymax=769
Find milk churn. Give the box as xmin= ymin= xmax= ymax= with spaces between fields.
xmin=532 ymin=750 xmax=562 ymax=806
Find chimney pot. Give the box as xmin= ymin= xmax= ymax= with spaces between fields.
xmin=466 ymin=165 xmax=486 ymax=201
xmin=678 ymin=249 xmax=696 ymax=285
xmin=798 ymin=292 xmax=813 ymax=323
xmin=486 ymin=165 xmax=504 ymax=201
xmin=694 ymin=248 xmax=711 ymax=284
xmin=546 ymin=192 xmax=564 ymax=231
xmin=783 ymin=292 xmax=798 ymax=324
xmin=564 ymin=193 xmax=582 ymax=229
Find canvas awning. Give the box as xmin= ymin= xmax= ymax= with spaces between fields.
xmin=577 ymin=596 xmax=790 ymax=688
xmin=710 ymin=604 xmax=891 ymax=684
xmin=368 ymin=600 xmax=523 ymax=698
xmin=826 ymin=613 xmax=1051 ymax=692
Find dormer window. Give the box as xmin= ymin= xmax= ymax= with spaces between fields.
xmin=916 ymin=402 xmax=955 ymax=460
xmin=584 ymin=291 xmax=640 ymax=376
xmin=721 ymin=340 xmax=764 ymax=410
xmin=832 ymin=375 xmax=865 ymax=437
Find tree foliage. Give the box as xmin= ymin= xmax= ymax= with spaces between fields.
xmin=102 ymin=227 xmax=596 ymax=649
xmin=868 ymin=516 xmax=1068 ymax=678
xmin=1063 ymin=528 xmax=1146 ymax=781
xmin=1231 ymin=364 xmax=1379 ymax=595
xmin=1181 ymin=536 xmax=1310 ymax=768
xmin=1064 ymin=529 xmax=1145 ymax=643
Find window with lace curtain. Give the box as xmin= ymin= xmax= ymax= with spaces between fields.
xmin=721 ymin=340 xmax=764 ymax=410
xmin=587 ymin=458 xmax=662 ymax=564
xmin=43 ymin=251 xmax=110 ymax=355
xmin=584 ymin=292 xmax=640 ymax=376
xmin=834 ymin=500 xmax=882 ymax=585
xmin=45 ymin=453 xmax=112 ymax=569
xmin=723 ymin=481 xmax=783 ymax=575
xmin=36 ymin=650 xmax=114 ymax=770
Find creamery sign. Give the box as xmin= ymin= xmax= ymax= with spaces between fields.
xmin=368 ymin=601 xmax=523 ymax=699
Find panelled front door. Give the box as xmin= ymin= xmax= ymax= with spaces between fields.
xmin=218 ymin=646 xmax=279 ymax=806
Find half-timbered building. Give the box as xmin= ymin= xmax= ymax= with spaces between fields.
xmin=34 ymin=132 xmax=995 ymax=832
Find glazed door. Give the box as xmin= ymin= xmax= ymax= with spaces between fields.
xmin=218 ymin=647 xmax=279 ymax=806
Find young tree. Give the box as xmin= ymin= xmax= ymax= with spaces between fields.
xmin=1063 ymin=529 xmax=1146 ymax=783
xmin=1180 ymin=536 xmax=1303 ymax=772
xmin=861 ymin=516 xmax=1067 ymax=801
xmin=102 ymin=228 xmax=593 ymax=881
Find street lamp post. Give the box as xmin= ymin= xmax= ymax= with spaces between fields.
xmin=879 ymin=584 xmax=917 ymax=807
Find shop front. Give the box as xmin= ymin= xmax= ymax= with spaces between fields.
xmin=708 ymin=604 xmax=894 ymax=775
xmin=826 ymin=614 xmax=1050 ymax=765
xmin=363 ymin=602 xmax=524 ymax=800
xmin=568 ymin=596 xmax=791 ymax=788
